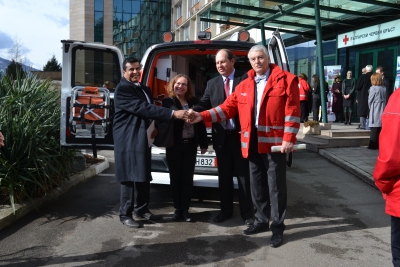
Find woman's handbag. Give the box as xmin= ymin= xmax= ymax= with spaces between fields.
xmin=153 ymin=119 xmax=174 ymax=148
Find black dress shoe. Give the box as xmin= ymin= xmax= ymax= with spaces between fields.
xmin=269 ymin=233 xmax=283 ymax=248
xmin=182 ymin=211 xmax=192 ymax=222
xmin=172 ymin=213 xmax=182 ymax=221
xmin=134 ymin=212 xmax=162 ymax=220
xmin=244 ymin=218 xmax=254 ymax=226
xmin=243 ymin=224 xmax=269 ymax=235
xmin=121 ymin=218 xmax=140 ymax=228
xmin=213 ymin=213 xmax=232 ymax=223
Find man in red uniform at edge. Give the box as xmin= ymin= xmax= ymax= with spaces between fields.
xmin=373 ymin=88 xmax=400 ymax=267
xmin=188 ymin=44 xmax=300 ymax=247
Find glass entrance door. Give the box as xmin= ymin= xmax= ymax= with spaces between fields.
xmin=355 ymin=46 xmax=397 ymax=80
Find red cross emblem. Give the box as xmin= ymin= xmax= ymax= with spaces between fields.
xmin=343 ymin=35 xmax=349 ymax=45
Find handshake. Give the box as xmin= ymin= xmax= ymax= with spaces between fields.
xmin=172 ymin=109 xmax=203 ymax=124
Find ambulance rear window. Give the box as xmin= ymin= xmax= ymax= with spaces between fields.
xmin=71 ymin=47 xmax=121 ymax=91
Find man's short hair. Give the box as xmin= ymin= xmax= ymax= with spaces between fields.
xmin=217 ymin=49 xmax=235 ymax=60
xmin=376 ymin=66 xmax=384 ymax=73
xmin=122 ymin=57 xmax=141 ymax=71
xmin=365 ymin=65 xmax=373 ymax=72
xmin=248 ymin=45 xmax=268 ymax=59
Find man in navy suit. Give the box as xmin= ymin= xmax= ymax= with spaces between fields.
xmin=194 ymin=49 xmax=254 ymax=226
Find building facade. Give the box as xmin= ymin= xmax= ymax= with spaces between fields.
xmin=70 ymin=0 xmax=171 ymax=59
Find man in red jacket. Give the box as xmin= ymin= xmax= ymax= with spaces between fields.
xmin=373 ymin=88 xmax=400 ymax=267
xmin=188 ymin=44 xmax=300 ymax=247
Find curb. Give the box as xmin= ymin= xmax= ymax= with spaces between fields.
xmin=0 ymin=155 xmax=109 ymax=231
xmin=318 ymin=149 xmax=376 ymax=188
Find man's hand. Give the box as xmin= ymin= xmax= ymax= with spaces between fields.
xmin=150 ymin=129 xmax=158 ymax=139
xmin=187 ymin=109 xmax=203 ymax=124
xmin=281 ymin=141 xmax=293 ymax=153
xmin=0 ymin=132 xmax=4 ymax=147
xmin=173 ymin=110 xmax=188 ymax=120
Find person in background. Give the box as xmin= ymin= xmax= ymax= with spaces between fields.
xmin=356 ymin=65 xmax=373 ymax=129
xmin=342 ymin=70 xmax=356 ymax=125
xmin=113 ymin=57 xmax=188 ymax=229
xmin=188 ymin=44 xmax=300 ymax=248
xmin=311 ymin=74 xmax=328 ymax=122
xmin=162 ymin=74 xmax=208 ymax=222
xmin=367 ymin=73 xmax=387 ymax=150
xmin=331 ymin=75 xmax=343 ymax=123
xmin=102 ymin=81 xmax=111 ymax=89
xmin=373 ymin=88 xmax=400 ymax=267
xmin=193 ymin=49 xmax=254 ymax=226
xmin=376 ymin=66 xmax=393 ymax=103
xmin=0 ymin=132 xmax=4 ymax=147
xmin=298 ymin=73 xmax=310 ymax=122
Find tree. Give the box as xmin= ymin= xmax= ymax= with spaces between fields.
xmin=5 ymin=60 xmax=26 ymax=80
xmin=43 ymin=55 xmax=62 ymax=71
xmin=8 ymin=36 xmax=25 ymax=65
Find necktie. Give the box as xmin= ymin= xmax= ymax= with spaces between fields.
xmin=224 ymin=77 xmax=230 ymax=98
xmin=224 ymin=77 xmax=233 ymax=129
xmin=255 ymin=75 xmax=266 ymax=83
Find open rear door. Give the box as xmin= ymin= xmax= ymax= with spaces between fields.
xmin=268 ymin=30 xmax=290 ymax=72
xmin=60 ymin=40 xmax=124 ymax=154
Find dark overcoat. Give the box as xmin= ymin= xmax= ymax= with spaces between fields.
xmin=356 ymin=72 xmax=372 ymax=117
xmin=113 ymin=77 xmax=172 ymax=183
xmin=193 ymin=70 xmax=247 ymax=152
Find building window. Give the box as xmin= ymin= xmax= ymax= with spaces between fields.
xmin=201 ymin=20 xmax=210 ymax=31
xmin=184 ymin=26 xmax=190 ymax=40
xmin=94 ymin=0 xmax=104 ymax=43
xmin=176 ymin=5 xmax=182 ymax=20
xmin=191 ymin=0 xmax=198 ymax=7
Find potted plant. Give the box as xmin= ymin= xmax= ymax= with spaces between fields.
xmin=302 ymin=120 xmax=321 ymax=135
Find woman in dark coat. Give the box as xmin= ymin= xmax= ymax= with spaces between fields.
xmin=331 ymin=75 xmax=343 ymax=122
xmin=312 ymin=75 xmax=329 ymax=121
xmin=342 ymin=70 xmax=356 ymax=125
xmin=162 ymin=74 xmax=208 ymax=222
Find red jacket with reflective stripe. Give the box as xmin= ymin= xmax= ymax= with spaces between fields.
xmin=373 ymin=89 xmax=400 ymax=217
xmin=298 ymin=78 xmax=310 ymax=101
xmin=200 ymin=64 xmax=300 ymax=157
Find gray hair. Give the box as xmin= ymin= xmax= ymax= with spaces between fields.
xmin=248 ymin=45 xmax=268 ymax=59
xmin=365 ymin=65 xmax=373 ymax=72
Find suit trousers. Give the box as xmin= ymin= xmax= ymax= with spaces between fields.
xmin=249 ymin=130 xmax=287 ymax=234
xmin=359 ymin=117 xmax=366 ymax=129
xmin=312 ymin=98 xmax=321 ymax=121
xmin=215 ymin=131 xmax=253 ymax=220
xmin=166 ymin=142 xmax=197 ymax=212
xmin=392 ymin=216 xmax=400 ymax=267
xmin=119 ymin=181 xmax=150 ymax=221
xmin=300 ymin=100 xmax=308 ymax=122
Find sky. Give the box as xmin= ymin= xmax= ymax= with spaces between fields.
xmin=0 ymin=0 xmax=69 ymax=70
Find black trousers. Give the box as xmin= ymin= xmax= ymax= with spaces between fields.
xmin=215 ymin=131 xmax=253 ymax=220
xmin=392 ymin=216 xmax=400 ymax=267
xmin=119 ymin=181 xmax=150 ymax=221
xmin=300 ymin=100 xmax=309 ymax=122
xmin=312 ymin=98 xmax=321 ymax=121
xmin=249 ymin=130 xmax=287 ymax=234
xmin=368 ymin=127 xmax=382 ymax=149
xmin=166 ymin=142 xmax=197 ymax=212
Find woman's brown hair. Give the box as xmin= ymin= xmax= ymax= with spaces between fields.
xmin=299 ymin=73 xmax=308 ymax=80
xmin=166 ymin=74 xmax=194 ymax=99
xmin=370 ymin=73 xmax=383 ymax=86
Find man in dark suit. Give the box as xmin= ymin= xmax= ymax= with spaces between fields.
xmin=194 ymin=49 xmax=254 ymax=226
xmin=356 ymin=65 xmax=373 ymax=129
xmin=376 ymin=66 xmax=393 ymax=103
xmin=113 ymin=57 xmax=187 ymax=228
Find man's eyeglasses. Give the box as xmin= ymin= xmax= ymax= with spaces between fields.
xmin=175 ymin=82 xmax=188 ymax=87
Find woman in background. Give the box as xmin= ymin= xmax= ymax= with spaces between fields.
xmin=331 ymin=75 xmax=343 ymax=123
xmin=342 ymin=70 xmax=356 ymax=125
xmin=162 ymin=74 xmax=208 ymax=222
xmin=367 ymin=73 xmax=387 ymax=149
xmin=298 ymin=73 xmax=310 ymax=122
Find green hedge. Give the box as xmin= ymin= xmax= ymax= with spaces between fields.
xmin=0 ymin=72 xmax=75 ymax=212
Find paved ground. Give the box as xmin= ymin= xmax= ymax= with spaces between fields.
xmin=0 ymin=149 xmax=391 ymax=267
